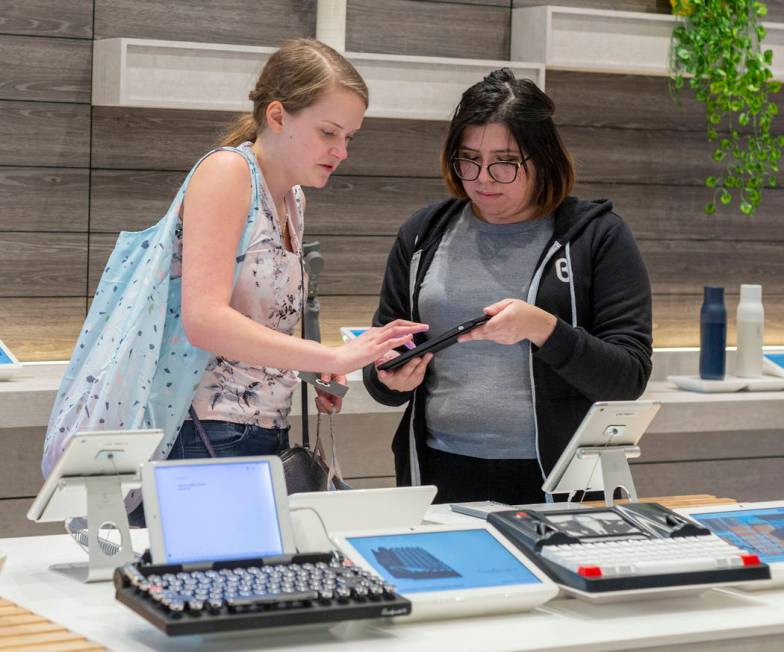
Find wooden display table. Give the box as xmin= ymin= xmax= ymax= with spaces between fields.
xmin=0 ymin=598 xmax=106 ymax=651
xmin=583 ymin=494 xmax=737 ymax=509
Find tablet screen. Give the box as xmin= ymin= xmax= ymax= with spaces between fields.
xmin=689 ymin=507 xmax=784 ymax=563
xmin=153 ymin=460 xmax=283 ymax=564
xmin=345 ymin=529 xmax=541 ymax=594
xmin=0 ymin=344 xmax=15 ymax=365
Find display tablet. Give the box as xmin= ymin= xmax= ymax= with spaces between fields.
xmin=542 ymin=401 xmax=660 ymax=495
xmin=332 ymin=523 xmax=558 ymax=620
xmin=377 ymin=314 xmax=490 ymax=372
xmin=27 ymin=429 xmax=164 ymax=522
xmin=142 ymin=456 xmax=295 ymax=565
xmin=0 ymin=338 xmax=22 ymax=380
xmin=677 ymin=502 xmax=784 ymax=564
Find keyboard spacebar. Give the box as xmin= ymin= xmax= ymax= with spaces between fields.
xmin=226 ymin=591 xmax=319 ymax=608
xmin=631 ymin=557 xmax=722 ymax=574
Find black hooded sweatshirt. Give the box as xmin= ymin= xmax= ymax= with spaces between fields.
xmin=362 ymin=197 xmax=653 ymax=487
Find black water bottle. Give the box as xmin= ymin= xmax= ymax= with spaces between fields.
xmin=699 ymin=286 xmax=726 ymax=380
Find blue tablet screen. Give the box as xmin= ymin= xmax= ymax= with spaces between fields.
xmin=764 ymin=353 xmax=784 ymax=369
xmin=0 ymin=345 xmax=15 ymax=365
xmin=154 ymin=460 xmax=283 ymax=564
xmin=690 ymin=507 xmax=784 ymax=563
xmin=346 ymin=529 xmax=541 ymax=594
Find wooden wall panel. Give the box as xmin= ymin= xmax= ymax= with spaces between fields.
xmin=574 ymin=182 xmax=784 ymax=242
xmin=653 ymin=294 xmax=784 ymax=347
xmin=632 ymin=458 xmax=784 ymax=502
xmin=91 ymin=108 xmax=449 ymax=178
xmin=88 ymin=230 xmax=784 ymax=301
xmin=513 ymin=0 xmax=670 ymax=11
xmin=0 ymin=0 xmax=92 ymax=39
xmin=94 ymin=0 xmax=316 ymax=45
xmin=346 ymin=0 xmax=510 ymax=60
xmin=90 ymin=169 xmax=184 ymax=233
xmin=0 ymin=101 xmax=90 ymax=167
xmin=91 ymin=107 xmax=234 ymax=170
xmin=0 ymin=168 xmax=88 ymax=231
xmin=0 ymin=298 xmax=84 ymax=361
xmin=87 ymin=172 xmax=784 ymax=245
xmin=305 ymin=177 xmax=446 ymax=236
xmin=0 ymin=35 xmax=91 ymax=103
xmin=0 ymin=234 xmax=87 ymax=297
xmin=90 ymin=172 xmax=446 ymax=236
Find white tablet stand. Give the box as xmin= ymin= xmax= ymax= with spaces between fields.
xmin=574 ymin=443 xmax=641 ymax=506
xmin=28 ymin=430 xmax=164 ymax=583
xmin=541 ymin=402 xmax=661 ymax=508
xmin=62 ymin=472 xmax=137 ymax=581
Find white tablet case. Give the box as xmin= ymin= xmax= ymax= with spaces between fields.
xmin=27 ymin=429 xmax=163 ymax=522
xmin=289 ymin=485 xmax=438 ymax=553
xmin=331 ymin=523 xmax=558 ymax=621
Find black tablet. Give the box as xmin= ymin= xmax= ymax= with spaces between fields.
xmin=377 ymin=314 xmax=491 ymax=372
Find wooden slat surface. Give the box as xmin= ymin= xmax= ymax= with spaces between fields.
xmin=0 ymin=598 xmax=105 ymax=651
xmin=346 ymin=0 xmax=510 ymax=60
xmin=0 ymin=167 xmax=88 ymax=232
xmin=0 ymin=0 xmax=93 ymax=39
xmin=582 ymin=494 xmax=737 ymax=509
xmin=577 ymin=182 xmax=784 ymax=242
xmin=0 ymin=35 xmax=91 ymax=103
xmin=0 ymin=234 xmax=86 ymax=297
xmin=92 ymin=108 xmax=739 ymax=185
xmin=91 ymin=108 xmax=449 ymax=177
xmin=0 ymin=101 xmax=90 ymax=168
xmin=87 ymin=168 xmax=784 ymax=243
xmin=513 ymin=0 xmax=671 ymax=12
xmin=0 ymin=298 xmax=84 ymax=361
xmin=94 ymin=0 xmax=315 ymax=45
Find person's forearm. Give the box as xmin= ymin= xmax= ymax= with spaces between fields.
xmin=185 ymin=304 xmax=338 ymax=373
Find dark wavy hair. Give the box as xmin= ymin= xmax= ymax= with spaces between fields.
xmin=440 ymin=68 xmax=574 ymax=217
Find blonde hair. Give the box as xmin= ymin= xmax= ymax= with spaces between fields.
xmin=219 ymin=39 xmax=369 ymax=147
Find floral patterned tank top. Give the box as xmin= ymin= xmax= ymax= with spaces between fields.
xmin=189 ymin=142 xmax=305 ymax=428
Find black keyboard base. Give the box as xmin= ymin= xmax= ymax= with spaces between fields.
xmin=114 ymin=553 xmax=412 ymax=636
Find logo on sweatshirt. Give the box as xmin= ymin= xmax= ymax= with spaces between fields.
xmin=555 ymin=258 xmax=570 ymax=283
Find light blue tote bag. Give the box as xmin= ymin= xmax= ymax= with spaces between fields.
xmin=42 ymin=144 xmax=261 ymax=478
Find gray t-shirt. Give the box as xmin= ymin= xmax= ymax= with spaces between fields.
xmin=419 ymin=204 xmax=554 ymax=459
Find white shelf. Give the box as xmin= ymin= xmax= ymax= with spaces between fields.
xmin=511 ymin=5 xmax=784 ymax=79
xmin=92 ymin=38 xmax=545 ymax=120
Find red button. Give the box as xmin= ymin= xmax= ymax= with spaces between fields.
xmin=515 ymin=512 xmax=528 ymax=518
xmin=577 ymin=566 xmax=603 ymax=578
xmin=741 ymin=554 xmax=761 ymax=566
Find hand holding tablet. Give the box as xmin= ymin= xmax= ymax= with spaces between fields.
xmin=377 ymin=314 xmax=490 ymax=372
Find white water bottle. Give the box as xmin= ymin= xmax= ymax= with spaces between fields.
xmin=735 ymin=284 xmax=764 ymax=377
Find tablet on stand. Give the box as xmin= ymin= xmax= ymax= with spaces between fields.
xmin=27 ymin=429 xmax=163 ymax=582
xmin=541 ymin=401 xmax=660 ymax=506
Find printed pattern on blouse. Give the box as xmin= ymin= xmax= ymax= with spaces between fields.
xmin=189 ymin=142 xmax=306 ymax=428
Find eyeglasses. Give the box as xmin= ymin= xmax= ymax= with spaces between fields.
xmin=451 ymin=157 xmax=529 ymax=184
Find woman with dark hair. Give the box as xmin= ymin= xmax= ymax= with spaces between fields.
xmin=363 ymin=69 xmax=653 ymax=505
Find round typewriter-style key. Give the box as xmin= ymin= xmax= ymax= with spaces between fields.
xmin=148 ymin=574 xmax=163 ymax=584
xmin=168 ymin=600 xmax=185 ymax=615
xmin=353 ymin=585 xmax=369 ymax=601
xmin=336 ymin=586 xmax=351 ymax=603
xmin=207 ymin=598 xmax=223 ymax=614
xmin=319 ymin=589 xmax=334 ymax=604
xmin=316 ymin=562 xmax=329 ymax=570
xmin=187 ymin=599 xmax=204 ymax=615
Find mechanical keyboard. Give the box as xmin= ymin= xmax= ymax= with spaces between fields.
xmin=488 ymin=502 xmax=771 ymax=596
xmin=114 ymin=552 xmax=411 ymax=635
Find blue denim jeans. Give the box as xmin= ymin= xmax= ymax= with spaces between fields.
xmin=168 ymin=419 xmax=290 ymax=459
xmin=128 ymin=419 xmax=289 ymax=527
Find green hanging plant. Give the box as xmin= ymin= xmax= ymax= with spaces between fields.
xmin=669 ymin=0 xmax=783 ymax=215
